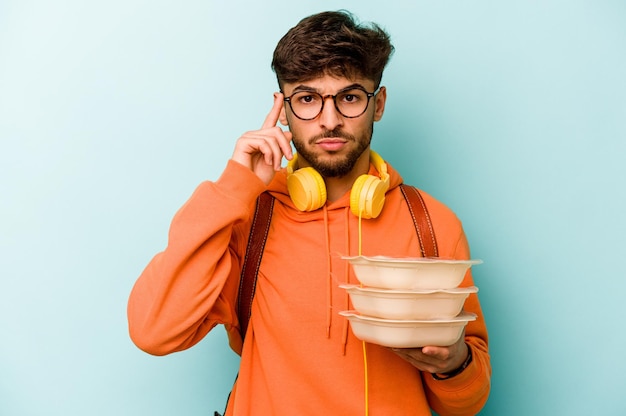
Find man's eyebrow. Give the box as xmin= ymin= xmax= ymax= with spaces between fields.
xmin=291 ymin=83 xmax=368 ymax=94
xmin=291 ymin=85 xmax=318 ymax=93
xmin=338 ymin=83 xmax=367 ymax=92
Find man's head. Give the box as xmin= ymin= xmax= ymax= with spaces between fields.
xmin=273 ymin=11 xmax=394 ymax=180
xmin=272 ymin=10 xmax=394 ymax=90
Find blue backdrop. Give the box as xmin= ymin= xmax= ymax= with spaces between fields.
xmin=1 ymin=1 xmax=625 ymax=415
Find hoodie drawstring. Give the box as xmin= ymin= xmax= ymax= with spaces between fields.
xmin=341 ymin=207 xmax=352 ymax=355
xmin=323 ymin=206 xmax=333 ymax=339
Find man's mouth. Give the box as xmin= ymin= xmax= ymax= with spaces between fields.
xmin=316 ymin=137 xmax=347 ymax=143
xmin=315 ymin=138 xmax=348 ymax=151
xmin=311 ymin=130 xmax=354 ymax=144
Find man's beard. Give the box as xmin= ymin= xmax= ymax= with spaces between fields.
xmin=292 ymin=125 xmax=373 ymax=178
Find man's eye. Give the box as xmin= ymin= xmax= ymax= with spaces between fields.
xmin=296 ymin=94 xmax=319 ymax=104
xmin=340 ymin=91 xmax=363 ymax=104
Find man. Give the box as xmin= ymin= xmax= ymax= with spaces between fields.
xmin=128 ymin=10 xmax=491 ymax=415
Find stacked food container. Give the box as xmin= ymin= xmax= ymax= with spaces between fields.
xmin=339 ymin=255 xmax=482 ymax=348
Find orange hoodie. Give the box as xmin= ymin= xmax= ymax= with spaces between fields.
xmin=128 ymin=158 xmax=491 ymax=415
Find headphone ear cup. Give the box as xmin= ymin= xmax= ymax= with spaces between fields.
xmin=287 ymin=167 xmax=327 ymax=211
xmin=350 ymin=175 xmax=387 ymax=219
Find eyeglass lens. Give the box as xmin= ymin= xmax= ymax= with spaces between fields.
xmin=288 ymin=89 xmax=372 ymax=120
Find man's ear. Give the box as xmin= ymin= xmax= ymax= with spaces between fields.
xmin=373 ymin=86 xmax=387 ymax=122
xmin=279 ymin=104 xmax=289 ymax=126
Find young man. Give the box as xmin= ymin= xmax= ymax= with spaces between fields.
xmin=128 ymin=10 xmax=491 ymax=415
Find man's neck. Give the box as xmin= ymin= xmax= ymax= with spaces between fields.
xmin=323 ymin=153 xmax=371 ymax=202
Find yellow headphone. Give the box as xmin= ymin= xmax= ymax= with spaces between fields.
xmin=286 ymin=151 xmax=390 ymax=219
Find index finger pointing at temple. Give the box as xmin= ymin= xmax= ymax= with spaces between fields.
xmin=261 ymin=93 xmax=284 ymax=129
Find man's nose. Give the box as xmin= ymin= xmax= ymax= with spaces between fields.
xmin=318 ymin=96 xmax=344 ymax=130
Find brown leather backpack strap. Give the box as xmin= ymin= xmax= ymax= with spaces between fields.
xmin=400 ymin=184 xmax=439 ymax=257
xmin=237 ymin=191 xmax=274 ymax=340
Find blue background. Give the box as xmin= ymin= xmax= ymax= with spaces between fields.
xmin=1 ymin=1 xmax=625 ymax=415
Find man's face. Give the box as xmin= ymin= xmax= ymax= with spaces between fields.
xmin=279 ymin=75 xmax=387 ymax=178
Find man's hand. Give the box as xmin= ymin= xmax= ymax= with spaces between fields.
xmin=231 ymin=93 xmax=293 ymax=185
xmin=391 ymin=331 xmax=469 ymax=375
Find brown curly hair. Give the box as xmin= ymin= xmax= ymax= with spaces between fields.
xmin=272 ymin=10 xmax=394 ymax=89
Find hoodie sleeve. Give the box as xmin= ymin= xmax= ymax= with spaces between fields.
xmin=422 ymin=264 xmax=491 ymax=414
xmin=127 ymin=160 xmax=266 ymax=356
xmin=418 ymin=192 xmax=492 ymax=415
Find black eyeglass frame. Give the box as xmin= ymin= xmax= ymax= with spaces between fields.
xmin=282 ymin=87 xmax=380 ymax=120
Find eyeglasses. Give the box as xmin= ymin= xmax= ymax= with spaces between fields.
xmin=283 ymin=87 xmax=378 ymax=120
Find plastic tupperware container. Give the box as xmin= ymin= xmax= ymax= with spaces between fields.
xmin=339 ymin=311 xmax=477 ymax=348
xmin=342 ymin=255 xmax=482 ymax=290
xmin=340 ymin=284 xmax=478 ymax=320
